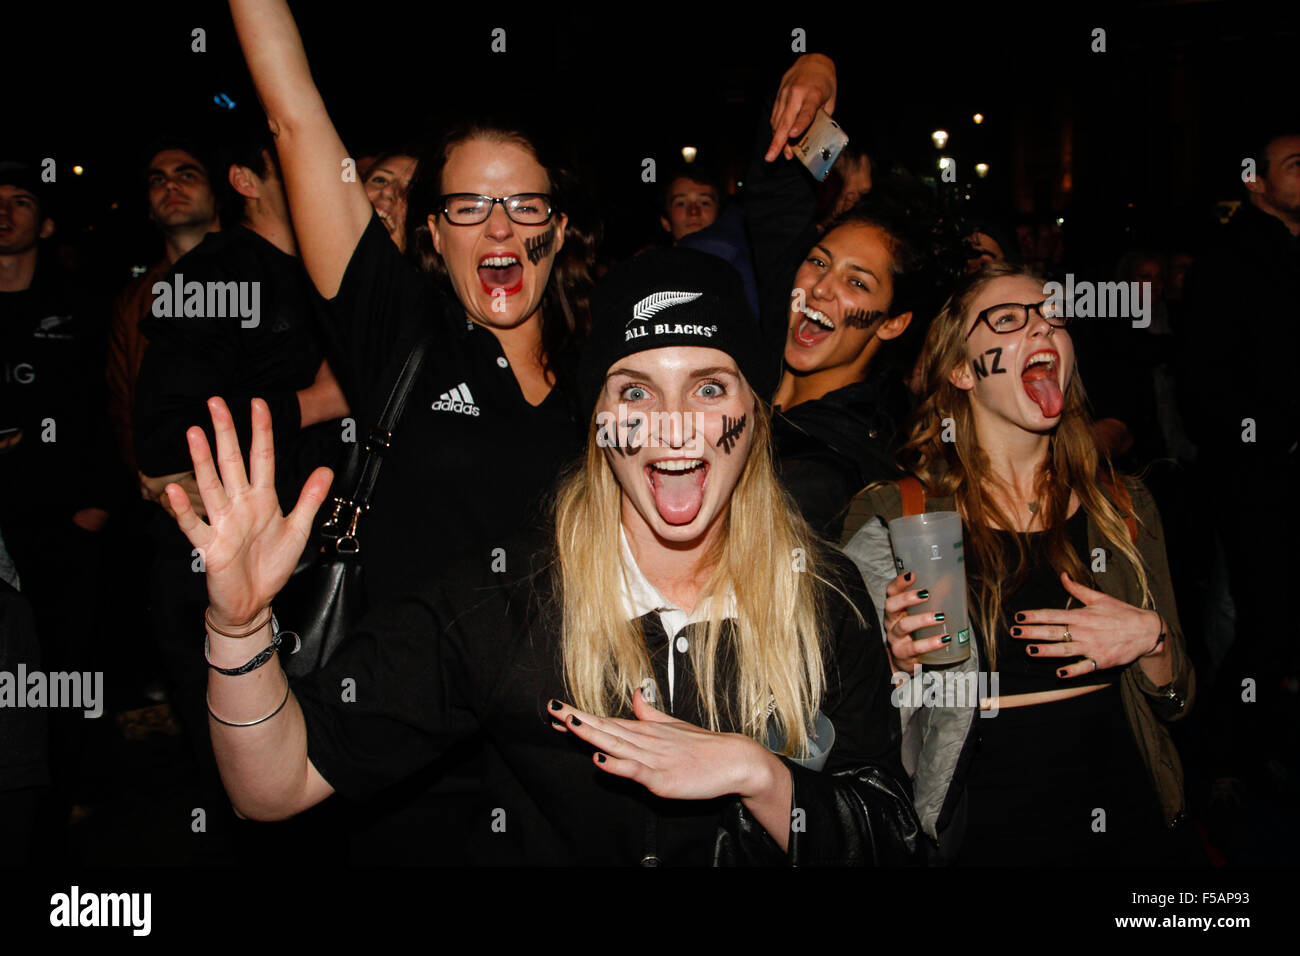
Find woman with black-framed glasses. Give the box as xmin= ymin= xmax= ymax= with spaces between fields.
xmin=226 ymin=0 xmax=592 ymax=864
xmin=840 ymin=262 xmax=1197 ymax=865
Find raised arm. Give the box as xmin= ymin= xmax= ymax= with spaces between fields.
xmin=228 ymin=0 xmax=372 ymax=298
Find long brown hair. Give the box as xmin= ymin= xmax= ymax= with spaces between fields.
xmin=899 ymin=262 xmax=1151 ymax=666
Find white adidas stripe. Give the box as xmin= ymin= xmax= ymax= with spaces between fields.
xmin=459 ymin=383 xmax=475 ymax=405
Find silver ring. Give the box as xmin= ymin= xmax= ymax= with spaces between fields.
xmin=1090 ymin=658 xmax=1098 ymax=672
xmin=1062 ymin=628 xmax=1073 ymax=643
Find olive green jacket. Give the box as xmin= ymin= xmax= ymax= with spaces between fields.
xmin=840 ymin=477 xmax=1195 ymax=845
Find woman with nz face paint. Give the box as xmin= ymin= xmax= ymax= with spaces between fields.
xmin=747 ymin=55 xmax=951 ymax=541
xmin=842 ymin=263 xmax=1196 ymax=865
xmin=162 ymin=248 xmax=920 ymax=865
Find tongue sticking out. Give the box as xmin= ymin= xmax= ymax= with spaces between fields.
xmin=1022 ymin=365 xmax=1063 ymax=418
xmin=479 ymin=263 xmax=523 ymax=291
xmin=649 ymin=465 xmax=707 ymax=525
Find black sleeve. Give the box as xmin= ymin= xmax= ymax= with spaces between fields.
xmin=289 ymin=584 xmax=490 ymax=802
xmin=742 ymin=101 xmax=821 ymax=376
xmin=714 ymin=552 xmax=922 ymax=865
xmin=321 ymin=213 xmax=440 ymax=411
xmin=777 ymin=451 xmax=858 ymax=541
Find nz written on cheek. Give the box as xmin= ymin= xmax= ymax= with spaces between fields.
xmin=971 ymin=347 xmax=1006 ymax=379
xmin=598 ymin=414 xmax=644 ymax=457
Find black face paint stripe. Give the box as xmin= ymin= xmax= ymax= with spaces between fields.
xmin=716 ymin=414 xmax=747 ymax=454
xmin=525 ymin=226 xmax=555 ymax=265
xmin=842 ymin=308 xmax=886 ymax=330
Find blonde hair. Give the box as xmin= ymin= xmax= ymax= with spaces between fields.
xmin=899 ymin=261 xmax=1152 ymax=667
xmin=552 ymin=396 xmax=841 ymax=756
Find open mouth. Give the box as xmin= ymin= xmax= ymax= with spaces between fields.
xmin=375 ymin=207 xmax=394 ymax=231
xmin=1021 ymin=350 xmax=1063 ymax=418
xmin=791 ymin=304 xmax=835 ymax=347
xmin=478 ymin=253 xmax=523 ymax=296
xmin=645 ymin=457 xmax=709 ymax=525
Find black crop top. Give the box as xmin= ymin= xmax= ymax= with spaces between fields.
xmin=972 ymin=508 xmax=1123 ymax=693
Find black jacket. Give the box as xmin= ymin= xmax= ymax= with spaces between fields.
xmin=291 ymin=537 xmax=921 ymax=865
xmin=773 ymin=369 xmax=909 ymax=540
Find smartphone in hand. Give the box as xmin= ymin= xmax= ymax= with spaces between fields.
xmin=793 ymin=109 xmax=849 ymax=182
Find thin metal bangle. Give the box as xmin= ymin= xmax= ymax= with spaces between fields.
xmin=207 ymin=672 xmax=291 ymax=727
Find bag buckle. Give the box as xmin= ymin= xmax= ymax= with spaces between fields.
xmin=365 ymin=426 xmax=393 ymax=455
xmin=321 ymin=497 xmax=366 ymax=554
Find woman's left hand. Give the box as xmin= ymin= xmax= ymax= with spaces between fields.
xmin=1011 ymin=572 xmax=1163 ymax=677
xmin=548 ymin=690 xmax=782 ymax=802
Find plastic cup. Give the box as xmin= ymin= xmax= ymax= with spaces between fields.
xmin=764 ymin=709 xmax=837 ymax=771
xmin=887 ymin=511 xmax=972 ymax=666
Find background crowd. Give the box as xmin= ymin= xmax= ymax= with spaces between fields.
xmin=2 ymin=1 xmax=1297 ymax=867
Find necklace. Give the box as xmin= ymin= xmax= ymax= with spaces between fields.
xmin=1027 ymin=501 xmax=1039 ymax=514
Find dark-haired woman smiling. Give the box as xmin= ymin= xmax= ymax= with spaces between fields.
xmin=746 ymin=55 xmax=951 ymax=541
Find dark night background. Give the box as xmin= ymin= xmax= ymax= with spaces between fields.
xmin=6 ymin=0 xmax=1297 ymax=288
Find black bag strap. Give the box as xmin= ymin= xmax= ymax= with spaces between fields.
xmin=319 ymin=333 xmax=434 ymax=551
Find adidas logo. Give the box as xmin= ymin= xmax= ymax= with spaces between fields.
xmin=431 ymin=383 xmax=481 ymax=416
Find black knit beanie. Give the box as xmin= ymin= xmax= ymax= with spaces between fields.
xmin=578 ymin=246 xmax=778 ymax=420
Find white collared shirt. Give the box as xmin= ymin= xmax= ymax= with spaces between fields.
xmin=617 ymin=525 xmax=737 ymax=709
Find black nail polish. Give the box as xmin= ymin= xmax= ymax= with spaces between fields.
xmin=917 ymin=589 xmax=930 ymax=599
xmin=1015 ymin=612 xmax=1025 ymax=623
xmin=596 ymin=753 xmax=606 ymax=764
xmin=935 ymin=612 xmax=945 ymax=622
xmin=941 ymin=635 xmax=952 ymax=643
xmin=551 ymin=720 xmax=564 ymax=729
xmin=549 ymin=699 xmax=562 ymax=711
xmin=1011 ymin=627 xmax=1021 ymax=636
xmin=1058 ymin=669 xmax=1067 ymax=677
xmin=904 ymin=572 xmax=914 ymax=582
xmin=1028 ymin=646 xmax=1038 ymax=655
xmin=569 ymin=715 xmax=582 ymax=726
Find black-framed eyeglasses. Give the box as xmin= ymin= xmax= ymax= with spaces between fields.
xmin=966 ymin=300 xmax=1070 ymax=337
xmin=439 ymin=193 xmax=554 ymax=226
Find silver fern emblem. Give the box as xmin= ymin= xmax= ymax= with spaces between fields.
xmin=628 ymin=291 xmax=702 ymax=324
